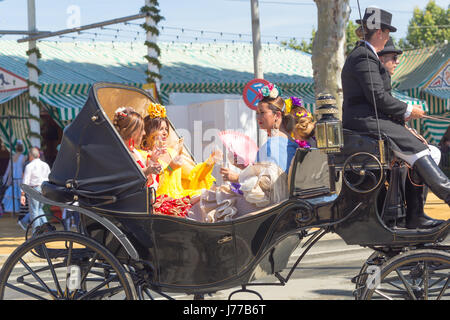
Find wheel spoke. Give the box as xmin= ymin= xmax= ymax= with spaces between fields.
xmin=437 ymin=276 xmax=450 ymax=300
xmin=5 ymin=282 xmax=48 ymax=300
xmin=80 ymin=253 xmax=99 ymax=286
xmin=64 ymin=241 xmax=74 ymax=298
xmin=19 ymin=258 xmax=58 ymax=300
xmin=382 ymin=279 xmax=405 ymax=291
xmin=423 ymin=261 xmax=429 ymax=300
xmin=373 ymin=289 xmax=394 ymax=300
xmin=143 ymin=288 xmax=155 ymax=300
xmin=395 ymin=268 xmax=417 ymax=300
xmin=70 ymin=252 xmax=99 ymax=299
xmin=1 ymin=232 xmax=132 ymax=300
xmin=41 ymin=244 xmax=63 ymax=297
xmin=78 ymin=275 xmax=118 ymax=300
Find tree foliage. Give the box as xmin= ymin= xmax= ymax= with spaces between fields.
xmin=281 ymin=21 xmax=358 ymax=56
xmin=282 ymin=0 xmax=449 ymax=53
xmin=280 ymin=29 xmax=315 ymax=54
xmin=345 ymin=20 xmax=360 ymax=55
xmin=400 ymin=0 xmax=449 ymax=49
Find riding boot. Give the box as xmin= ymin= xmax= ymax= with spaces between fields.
xmin=404 ymin=175 xmax=444 ymax=229
xmin=412 ymin=155 xmax=450 ymax=207
xmin=407 ymin=170 xmax=436 ymax=221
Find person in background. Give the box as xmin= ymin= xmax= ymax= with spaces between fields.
xmin=285 ymin=97 xmax=316 ymax=149
xmin=20 ymin=147 xmax=52 ymax=234
xmin=2 ymin=140 xmax=26 ymax=215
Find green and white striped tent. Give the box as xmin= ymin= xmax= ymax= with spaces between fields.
xmin=0 ymin=40 xmax=317 ymax=133
xmin=0 ymin=90 xmax=31 ymax=152
xmin=0 ymin=40 xmax=431 ymax=149
xmin=393 ymin=43 xmax=450 ymax=144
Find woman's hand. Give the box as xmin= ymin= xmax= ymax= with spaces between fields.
xmin=206 ymin=148 xmax=223 ymax=166
xmin=169 ymin=155 xmax=183 ymax=171
xmin=20 ymin=194 xmax=26 ymax=206
xmin=233 ymin=162 xmax=247 ymax=170
xmin=167 ymin=140 xmax=185 ymax=171
xmin=144 ymin=161 xmax=162 ymax=176
xmin=220 ymin=167 xmax=239 ymax=183
xmin=227 ymin=152 xmax=248 ymax=170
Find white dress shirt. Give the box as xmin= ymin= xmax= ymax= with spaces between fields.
xmin=22 ymin=158 xmax=51 ymax=188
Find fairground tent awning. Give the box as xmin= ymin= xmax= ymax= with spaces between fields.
xmin=393 ymin=43 xmax=449 ymax=114
xmin=39 ymin=84 xmax=91 ymax=128
xmin=422 ymin=114 xmax=450 ymax=145
xmin=0 ymin=40 xmax=430 ymax=140
xmin=0 ymin=40 xmax=318 ymax=125
xmin=0 ymin=89 xmax=26 ymax=104
xmin=0 ymin=90 xmax=31 ymax=152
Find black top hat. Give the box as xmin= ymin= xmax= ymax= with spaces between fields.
xmin=356 ymin=7 xmax=397 ymax=32
xmin=378 ymin=37 xmax=403 ymax=56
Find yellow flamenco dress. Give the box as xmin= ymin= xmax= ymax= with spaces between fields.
xmin=156 ymin=147 xmax=216 ymax=199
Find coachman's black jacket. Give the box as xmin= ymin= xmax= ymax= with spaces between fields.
xmin=341 ymin=41 xmax=428 ymax=155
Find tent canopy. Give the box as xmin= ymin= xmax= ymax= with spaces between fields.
xmin=0 ymin=40 xmax=438 ymax=144
xmin=0 ymin=90 xmax=31 ymax=152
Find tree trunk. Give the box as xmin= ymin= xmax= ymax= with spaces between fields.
xmin=312 ymin=0 xmax=350 ymax=116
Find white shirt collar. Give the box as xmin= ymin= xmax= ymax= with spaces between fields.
xmin=364 ymin=41 xmax=379 ymax=59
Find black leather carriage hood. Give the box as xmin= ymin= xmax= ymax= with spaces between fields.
xmin=43 ymin=83 xmax=151 ymax=215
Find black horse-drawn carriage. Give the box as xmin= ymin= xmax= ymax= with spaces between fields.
xmin=0 ymin=83 xmax=448 ymax=300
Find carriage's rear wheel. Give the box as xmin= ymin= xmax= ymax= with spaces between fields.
xmin=360 ymin=249 xmax=450 ymax=300
xmin=0 ymin=232 xmax=136 ymax=300
xmin=354 ymin=251 xmax=385 ymax=293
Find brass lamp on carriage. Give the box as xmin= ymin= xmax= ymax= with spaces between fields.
xmin=314 ymin=93 xmax=344 ymax=153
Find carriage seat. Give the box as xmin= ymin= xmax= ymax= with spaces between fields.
xmin=333 ymin=129 xmax=392 ymax=170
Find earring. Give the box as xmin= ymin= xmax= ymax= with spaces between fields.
xmin=128 ymin=138 xmax=135 ymax=149
xmin=271 ymin=121 xmax=280 ymax=137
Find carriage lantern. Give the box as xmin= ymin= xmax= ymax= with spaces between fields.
xmin=314 ymin=93 xmax=344 ymax=153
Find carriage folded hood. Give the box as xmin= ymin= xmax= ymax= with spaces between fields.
xmin=43 ymin=83 xmax=151 ymax=214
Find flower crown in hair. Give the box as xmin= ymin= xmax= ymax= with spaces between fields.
xmin=114 ymin=107 xmax=128 ymax=118
xmin=295 ymin=111 xmax=313 ymax=119
xmin=284 ymin=96 xmax=303 ymax=114
xmin=147 ymin=102 xmax=167 ymax=119
xmin=257 ymin=82 xmax=282 ymax=100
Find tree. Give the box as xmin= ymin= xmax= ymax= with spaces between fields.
xmin=345 ymin=20 xmax=359 ymax=55
xmin=281 ymin=21 xmax=358 ymax=56
xmin=400 ymin=0 xmax=449 ymax=49
xmin=311 ymin=0 xmax=350 ymax=112
xmin=280 ymin=30 xmax=315 ymax=54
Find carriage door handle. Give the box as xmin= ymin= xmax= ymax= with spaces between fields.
xmin=218 ymin=235 xmax=233 ymax=244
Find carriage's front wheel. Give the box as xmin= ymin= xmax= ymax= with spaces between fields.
xmin=0 ymin=232 xmax=136 ymax=300
xmin=360 ymin=249 xmax=450 ymax=300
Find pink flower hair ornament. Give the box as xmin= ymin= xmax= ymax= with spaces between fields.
xmin=114 ymin=107 xmax=128 ymax=118
xmin=256 ymin=82 xmax=282 ymax=100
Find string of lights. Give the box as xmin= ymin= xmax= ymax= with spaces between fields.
xmin=2 ymin=19 xmax=447 ymax=49
xmin=9 ymin=21 xmax=307 ymax=46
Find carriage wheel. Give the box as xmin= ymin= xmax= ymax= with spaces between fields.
xmin=0 ymin=232 xmax=136 ymax=300
xmin=360 ymin=249 xmax=450 ymax=300
xmin=353 ymin=251 xmax=385 ymax=294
